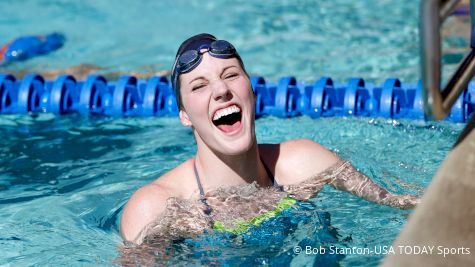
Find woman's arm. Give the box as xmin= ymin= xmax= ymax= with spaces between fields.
xmin=275 ymin=139 xmax=419 ymax=209
xmin=327 ymin=161 xmax=420 ymax=209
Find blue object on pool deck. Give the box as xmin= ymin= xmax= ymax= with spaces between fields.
xmin=0 ymin=33 xmax=65 ymax=65
xmin=0 ymin=73 xmax=474 ymax=122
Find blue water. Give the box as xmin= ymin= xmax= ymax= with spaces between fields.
xmin=0 ymin=114 xmax=463 ymax=266
xmin=0 ymin=0 xmax=468 ymax=266
xmin=0 ymin=0 xmax=430 ymax=83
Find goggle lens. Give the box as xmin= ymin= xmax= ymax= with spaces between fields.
xmin=210 ymin=40 xmax=236 ymax=56
xmin=177 ymin=50 xmax=201 ymax=74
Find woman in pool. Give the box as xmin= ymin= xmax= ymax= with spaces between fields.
xmin=120 ymin=33 xmax=419 ymax=245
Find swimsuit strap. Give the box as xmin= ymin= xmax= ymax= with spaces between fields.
xmin=193 ymin=156 xmax=284 ymax=215
xmin=260 ymin=155 xmax=277 ymax=186
xmin=193 ymin=159 xmax=213 ymax=216
xmin=260 ymin=156 xmax=284 ymax=191
xmin=193 ymin=160 xmax=206 ymax=199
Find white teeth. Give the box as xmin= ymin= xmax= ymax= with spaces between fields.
xmin=213 ymin=105 xmax=241 ymax=121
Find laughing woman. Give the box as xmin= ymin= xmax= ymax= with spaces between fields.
xmin=120 ymin=33 xmax=419 ymax=245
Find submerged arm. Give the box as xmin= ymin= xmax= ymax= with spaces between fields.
xmin=328 ymin=161 xmax=420 ymax=209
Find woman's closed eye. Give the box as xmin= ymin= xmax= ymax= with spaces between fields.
xmin=192 ymin=83 xmax=207 ymax=91
xmin=224 ymin=73 xmax=239 ymax=80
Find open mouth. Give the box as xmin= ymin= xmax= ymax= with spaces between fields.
xmin=212 ymin=105 xmax=243 ymax=134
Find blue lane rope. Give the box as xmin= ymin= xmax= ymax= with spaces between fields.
xmin=0 ymin=73 xmax=474 ymax=122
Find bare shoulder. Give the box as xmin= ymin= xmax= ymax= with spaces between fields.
xmin=120 ymin=159 xmax=196 ymax=243
xmin=120 ymin=182 xmax=171 ymax=243
xmin=260 ymin=139 xmax=339 ymax=185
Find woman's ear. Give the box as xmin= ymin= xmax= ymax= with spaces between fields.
xmin=179 ymin=110 xmax=192 ymax=127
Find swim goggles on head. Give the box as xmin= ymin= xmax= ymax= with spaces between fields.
xmin=171 ymin=39 xmax=237 ymax=90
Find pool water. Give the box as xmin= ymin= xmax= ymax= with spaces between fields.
xmin=0 ymin=114 xmax=462 ymax=266
xmin=0 ymin=0 xmax=468 ymax=266
xmin=0 ymin=0 xmax=428 ymax=82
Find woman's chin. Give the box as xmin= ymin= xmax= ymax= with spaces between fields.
xmin=218 ymin=137 xmax=255 ymax=156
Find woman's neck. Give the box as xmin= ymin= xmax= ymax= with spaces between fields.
xmin=194 ymin=139 xmax=272 ymax=191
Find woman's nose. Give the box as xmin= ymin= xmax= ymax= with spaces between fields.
xmin=212 ymin=79 xmax=232 ymax=102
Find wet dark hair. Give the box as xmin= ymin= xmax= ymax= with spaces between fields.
xmin=171 ymin=33 xmax=248 ymax=109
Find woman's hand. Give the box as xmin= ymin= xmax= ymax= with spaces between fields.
xmin=381 ymin=193 xmax=420 ymax=209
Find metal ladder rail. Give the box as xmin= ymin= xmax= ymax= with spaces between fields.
xmin=421 ymin=0 xmax=475 ymax=147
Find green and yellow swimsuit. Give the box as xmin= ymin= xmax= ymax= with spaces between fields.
xmin=193 ymin=159 xmax=297 ymax=235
